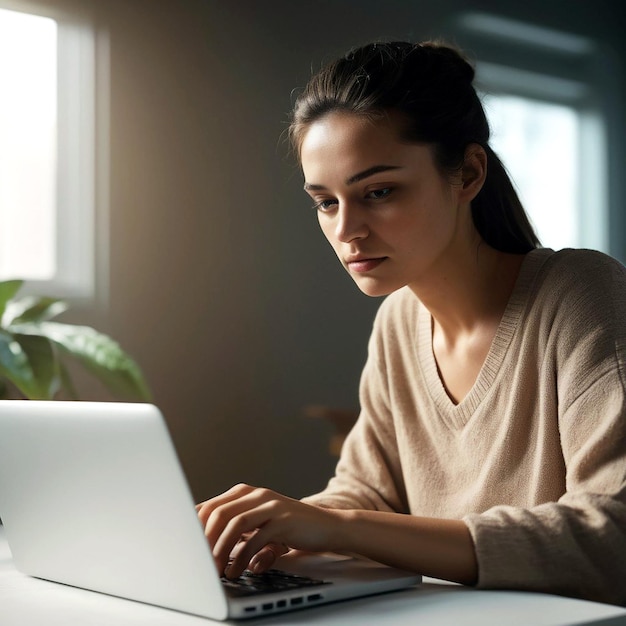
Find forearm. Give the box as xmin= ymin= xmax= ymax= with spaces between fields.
xmin=333 ymin=509 xmax=478 ymax=585
xmin=464 ymin=495 xmax=626 ymax=604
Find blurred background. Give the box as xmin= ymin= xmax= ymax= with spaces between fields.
xmin=0 ymin=0 xmax=624 ymax=501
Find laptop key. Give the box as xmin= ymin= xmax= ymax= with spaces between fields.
xmin=222 ymin=568 xmax=331 ymax=597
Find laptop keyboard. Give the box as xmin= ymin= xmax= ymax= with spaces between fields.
xmin=221 ymin=568 xmax=331 ymax=597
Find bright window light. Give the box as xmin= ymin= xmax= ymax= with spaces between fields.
xmin=0 ymin=2 xmax=100 ymax=301
xmin=483 ymin=94 xmax=579 ymax=251
xmin=0 ymin=8 xmax=57 ymax=280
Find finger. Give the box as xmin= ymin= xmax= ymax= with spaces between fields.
xmin=196 ymin=483 xmax=255 ymax=521
xmin=226 ymin=530 xmax=289 ymax=579
xmin=204 ymin=489 xmax=277 ymax=552
xmin=213 ymin=499 xmax=282 ymax=574
xmin=248 ymin=542 xmax=290 ymax=574
xmin=229 ymin=532 xmax=256 ymax=560
xmin=196 ymin=483 xmax=256 ymax=526
xmin=220 ymin=503 xmax=293 ymax=578
xmin=208 ymin=490 xmax=287 ymax=570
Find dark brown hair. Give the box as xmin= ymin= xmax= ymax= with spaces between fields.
xmin=289 ymin=41 xmax=540 ymax=253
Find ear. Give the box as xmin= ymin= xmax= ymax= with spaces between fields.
xmin=459 ymin=144 xmax=487 ymax=203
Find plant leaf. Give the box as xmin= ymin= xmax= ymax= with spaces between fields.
xmin=15 ymin=321 xmax=152 ymax=401
xmin=0 ymin=329 xmax=37 ymax=399
xmin=4 ymin=296 xmax=69 ymax=326
xmin=13 ymin=334 xmax=61 ymax=400
xmin=0 ymin=280 xmax=23 ymax=325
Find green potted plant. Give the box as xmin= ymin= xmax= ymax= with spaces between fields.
xmin=0 ymin=279 xmax=151 ymax=401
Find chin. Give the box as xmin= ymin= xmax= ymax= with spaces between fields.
xmin=354 ymin=279 xmax=404 ymax=298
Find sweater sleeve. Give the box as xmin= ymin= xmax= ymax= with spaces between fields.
xmin=303 ymin=302 xmax=409 ymax=513
xmin=464 ymin=252 xmax=626 ymax=605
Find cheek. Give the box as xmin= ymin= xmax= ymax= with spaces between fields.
xmin=401 ymin=190 xmax=457 ymax=240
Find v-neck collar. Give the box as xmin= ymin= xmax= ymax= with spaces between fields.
xmin=417 ymin=248 xmax=554 ymax=429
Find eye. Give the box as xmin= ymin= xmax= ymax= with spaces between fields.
xmin=312 ymin=198 xmax=338 ymax=212
xmin=366 ymin=187 xmax=392 ymax=200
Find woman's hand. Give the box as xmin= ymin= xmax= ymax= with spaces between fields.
xmin=197 ymin=484 xmax=477 ymax=585
xmin=196 ymin=483 xmax=345 ymax=579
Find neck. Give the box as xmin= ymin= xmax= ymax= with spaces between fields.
xmin=409 ymin=240 xmax=526 ymax=340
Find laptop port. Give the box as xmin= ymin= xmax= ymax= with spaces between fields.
xmin=244 ymin=606 xmax=257 ymax=613
xmin=307 ymin=593 xmax=323 ymax=602
xmin=290 ymin=597 xmax=303 ymax=606
xmin=262 ymin=603 xmax=273 ymax=611
xmin=277 ymin=600 xmax=287 ymax=608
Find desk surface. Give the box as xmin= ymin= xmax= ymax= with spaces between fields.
xmin=1 ymin=527 xmax=625 ymax=626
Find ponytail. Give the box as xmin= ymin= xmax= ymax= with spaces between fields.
xmin=472 ymin=146 xmax=540 ymax=253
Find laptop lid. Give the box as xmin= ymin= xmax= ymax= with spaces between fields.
xmin=0 ymin=401 xmax=420 ymax=620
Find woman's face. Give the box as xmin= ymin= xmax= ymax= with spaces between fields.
xmin=300 ymin=111 xmax=471 ymax=297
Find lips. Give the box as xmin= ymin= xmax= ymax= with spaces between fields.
xmin=346 ymin=257 xmax=387 ymax=273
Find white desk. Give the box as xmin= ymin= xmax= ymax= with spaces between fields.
xmin=1 ymin=527 xmax=625 ymax=626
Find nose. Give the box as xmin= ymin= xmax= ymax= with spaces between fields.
xmin=334 ymin=202 xmax=369 ymax=243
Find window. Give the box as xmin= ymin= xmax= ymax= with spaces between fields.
xmin=483 ymin=94 xmax=581 ymax=251
xmin=453 ymin=13 xmax=609 ymax=253
xmin=0 ymin=2 xmax=101 ymax=300
xmin=0 ymin=8 xmax=57 ymax=280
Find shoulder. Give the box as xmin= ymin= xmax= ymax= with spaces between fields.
xmin=524 ymin=248 xmax=626 ymax=326
xmin=529 ymin=249 xmax=626 ymax=392
xmin=536 ymin=248 xmax=626 ymax=295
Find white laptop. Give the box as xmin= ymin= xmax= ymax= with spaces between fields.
xmin=0 ymin=401 xmax=421 ymax=620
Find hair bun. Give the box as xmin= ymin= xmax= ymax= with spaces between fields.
xmin=416 ymin=41 xmax=476 ymax=86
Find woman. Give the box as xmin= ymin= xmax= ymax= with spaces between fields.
xmin=197 ymin=41 xmax=626 ymax=605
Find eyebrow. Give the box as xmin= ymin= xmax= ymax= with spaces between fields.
xmin=303 ymin=164 xmax=403 ymax=191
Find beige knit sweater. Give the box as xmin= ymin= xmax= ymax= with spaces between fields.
xmin=304 ymin=248 xmax=626 ymax=605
